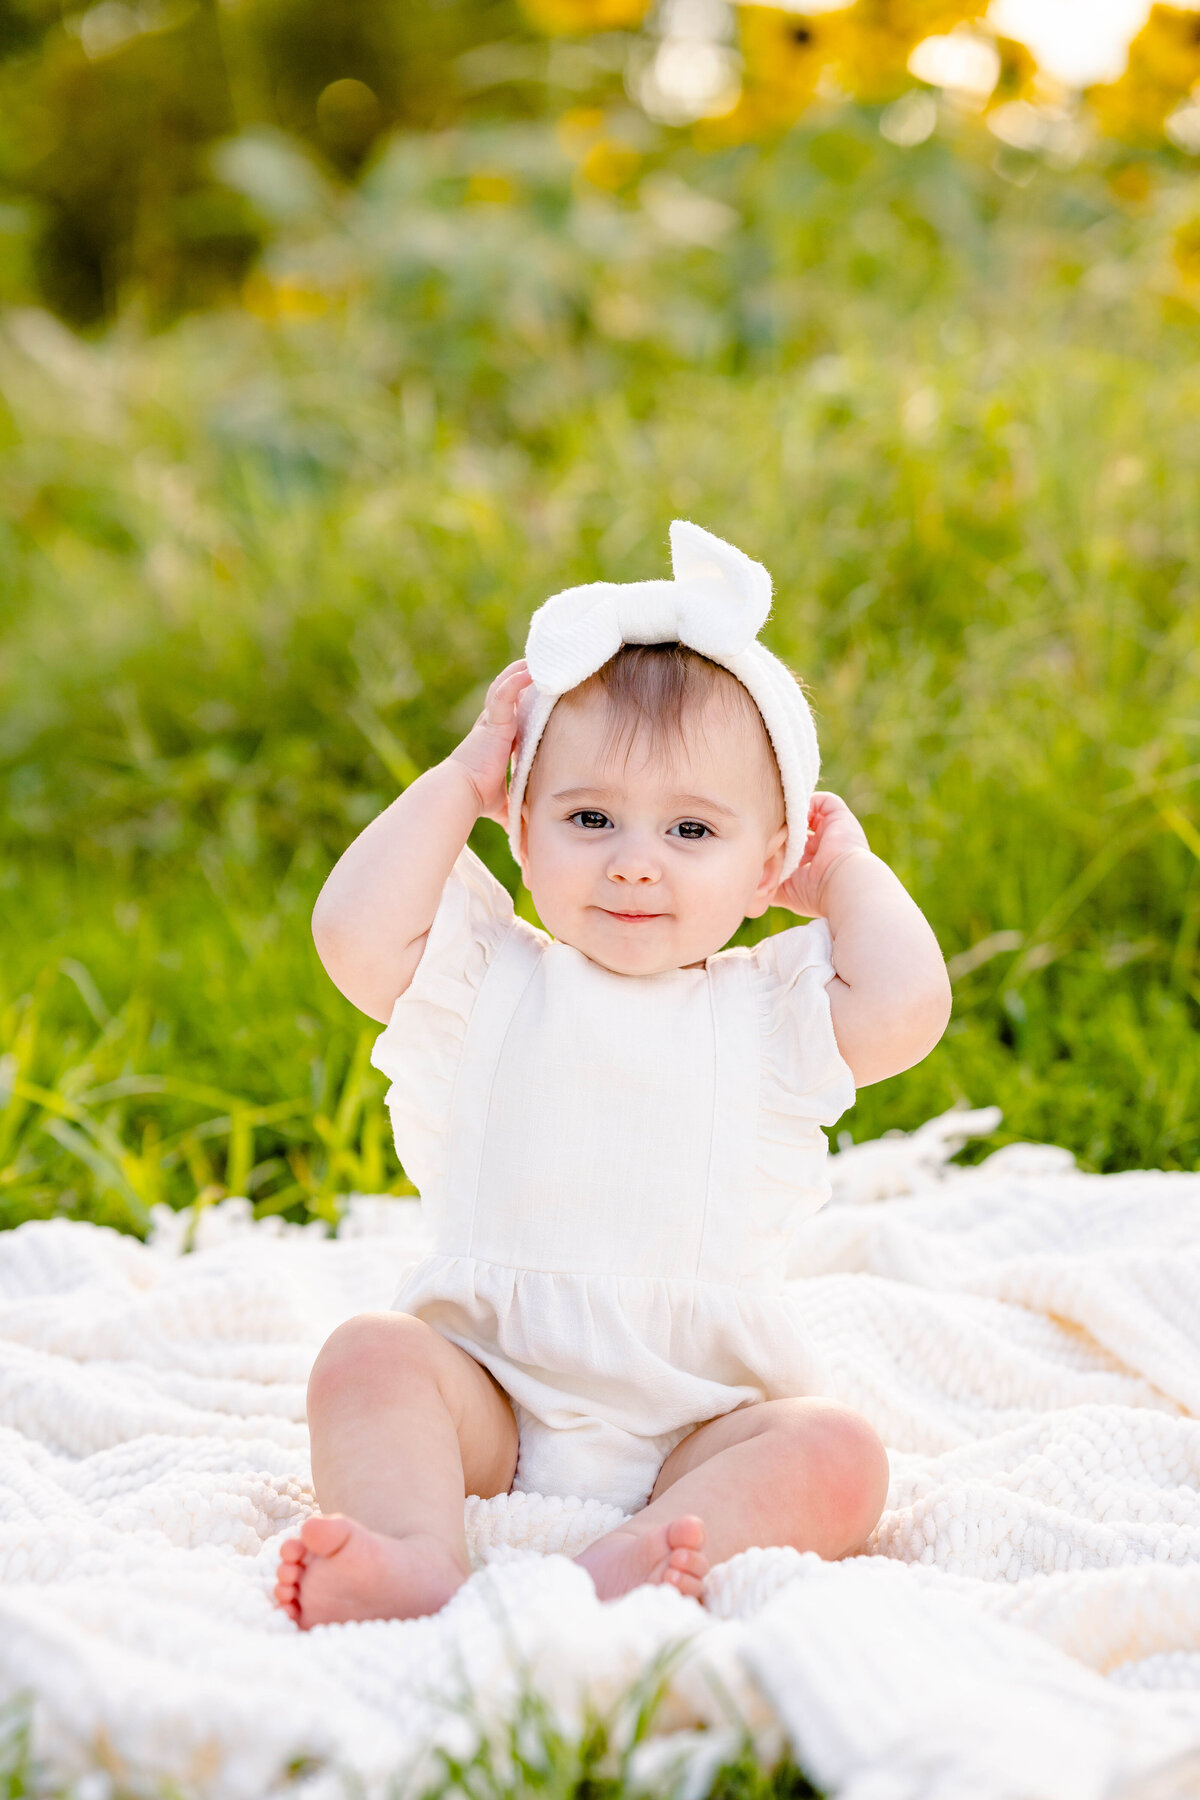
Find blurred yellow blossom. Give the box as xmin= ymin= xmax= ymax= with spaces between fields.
xmin=988 ymin=34 xmax=1038 ymax=108
xmin=552 ymin=105 xmax=641 ymax=184
xmin=1090 ymin=73 xmax=1178 ymax=143
xmin=839 ymin=11 xmax=926 ymax=102
xmin=725 ymin=1 xmax=988 ymax=133
xmin=884 ymin=0 xmax=986 ymax=32
xmin=1088 ymin=6 xmax=1200 ymax=144
xmin=1108 ymin=160 xmax=1155 ymax=205
xmin=465 ymin=171 xmax=518 ymax=205
xmin=519 ymin=0 xmax=651 ymax=31
xmin=854 ymin=0 xmax=989 ymax=96
xmin=1173 ymin=215 xmax=1200 ymax=284
xmin=736 ymin=7 xmax=849 ymax=126
xmin=690 ymin=88 xmax=782 ymax=147
xmin=1130 ymin=4 xmax=1200 ymax=86
xmin=556 ymin=105 xmax=608 ymax=155
xmin=580 ymin=138 xmax=642 ymax=187
xmin=836 ymin=1 xmax=989 ymax=108
xmin=243 ymin=271 xmax=330 ymax=322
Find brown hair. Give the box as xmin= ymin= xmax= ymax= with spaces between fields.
xmin=533 ymin=641 xmax=785 ymax=818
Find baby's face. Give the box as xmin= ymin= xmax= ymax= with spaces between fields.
xmin=519 ymin=689 xmax=787 ymax=975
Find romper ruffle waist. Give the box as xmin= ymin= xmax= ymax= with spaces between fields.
xmin=396 ymin=1251 xmax=834 ymax=1438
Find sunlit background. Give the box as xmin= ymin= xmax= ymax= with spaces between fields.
xmin=1 ymin=0 xmax=1199 ymax=1233
xmin=3 ymin=0 xmax=1200 ymax=321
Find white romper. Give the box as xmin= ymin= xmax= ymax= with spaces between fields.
xmin=370 ymin=845 xmax=857 ymax=1516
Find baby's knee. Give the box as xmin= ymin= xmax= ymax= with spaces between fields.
xmin=307 ymin=1311 xmax=442 ymax=1411
xmin=769 ymin=1399 xmax=891 ymax=1551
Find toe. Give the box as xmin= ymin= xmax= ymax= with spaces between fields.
xmin=664 ymin=1566 xmax=704 ymax=1599
xmin=300 ymin=1513 xmax=354 ymax=1558
xmin=668 ymin=1546 xmax=708 ymax=1580
xmin=279 ymin=1537 xmax=306 ymax=1564
xmin=666 ymin=1515 xmax=706 ymax=1554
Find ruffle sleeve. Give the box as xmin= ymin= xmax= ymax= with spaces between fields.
xmin=742 ymin=919 xmax=857 ymax=1258
xmin=369 ymin=845 xmax=519 ymax=1204
xmin=752 ymin=918 xmax=857 ymax=1132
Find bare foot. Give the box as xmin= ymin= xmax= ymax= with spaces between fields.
xmin=273 ymin=1514 xmax=469 ymax=1628
xmin=575 ymin=1515 xmax=708 ymax=1602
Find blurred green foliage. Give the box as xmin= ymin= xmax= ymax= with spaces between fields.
xmin=0 ymin=0 xmax=577 ymax=322
xmin=4 ymin=0 xmax=1200 ymax=331
xmin=2 ymin=109 xmax=1199 ymax=1234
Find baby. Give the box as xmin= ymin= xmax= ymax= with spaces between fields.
xmin=274 ymin=522 xmax=951 ymax=1628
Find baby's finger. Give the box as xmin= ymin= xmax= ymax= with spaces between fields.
xmin=482 ymin=661 xmax=529 ymax=703
xmin=494 ymin=668 xmax=532 ymax=705
xmin=488 ymin=658 xmax=530 ymax=694
xmin=808 ymin=790 xmax=844 ymax=819
xmin=478 ymin=666 xmax=532 ymax=731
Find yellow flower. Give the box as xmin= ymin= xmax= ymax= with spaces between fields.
xmin=691 ymin=87 xmax=785 ymax=147
xmin=465 ymin=171 xmax=517 ymax=205
xmin=1128 ymin=4 xmax=1200 ymax=88
xmin=877 ymin=0 xmax=986 ymax=37
xmin=242 ymin=272 xmax=330 ymax=323
xmin=519 ymin=0 xmax=650 ymax=32
xmin=987 ymin=34 xmax=1038 ymax=107
xmin=837 ymin=13 xmax=921 ymax=102
xmin=727 ymin=0 xmax=993 ymax=133
xmin=556 ymin=105 xmax=608 ymax=156
xmin=838 ymin=1 xmax=991 ymax=105
xmin=553 ymin=104 xmax=641 ymax=186
xmin=1108 ymin=159 xmax=1155 ymax=206
xmin=580 ymin=139 xmax=642 ymax=187
xmin=1087 ymin=6 xmax=1200 ymax=143
xmin=1089 ymin=75 xmax=1173 ymax=144
xmin=1173 ymin=216 xmax=1200 ymax=284
xmin=738 ymin=6 xmax=849 ymax=122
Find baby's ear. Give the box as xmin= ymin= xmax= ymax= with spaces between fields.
xmin=518 ymin=800 xmax=532 ymax=886
xmin=748 ymin=823 xmax=787 ymax=917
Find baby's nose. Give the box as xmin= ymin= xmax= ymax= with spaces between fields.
xmin=606 ymin=834 xmax=661 ymax=883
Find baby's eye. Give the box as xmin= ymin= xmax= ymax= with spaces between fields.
xmin=569 ymin=810 xmax=612 ymax=830
xmin=670 ymin=820 xmax=712 ymax=840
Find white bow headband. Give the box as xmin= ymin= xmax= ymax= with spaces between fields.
xmin=506 ymin=520 xmax=819 ymax=879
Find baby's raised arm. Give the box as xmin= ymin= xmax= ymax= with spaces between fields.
xmin=312 ymin=660 xmax=532 ymax=1022
xmin=773 ymin=792 xmax=952 ymax=1089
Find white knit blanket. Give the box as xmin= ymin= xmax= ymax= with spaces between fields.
xmin=3 ymin=1108 xmax=1200 ymax=1800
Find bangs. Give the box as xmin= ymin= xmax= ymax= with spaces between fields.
xmin=560 ymin=643 xmax=767 ymax=768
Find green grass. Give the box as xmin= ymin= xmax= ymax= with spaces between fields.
xmin=0 ymin=1664 xmax=825 ymax=1799
xmin=2 ymin=111 xmax=1199 ymax=1234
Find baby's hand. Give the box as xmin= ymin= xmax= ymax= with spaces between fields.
xmin=771 ymin=792 xmax=873 ymax=918
xmin=448 ymin=659 xmax=534 ymax=826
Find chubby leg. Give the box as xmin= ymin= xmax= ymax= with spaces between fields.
xmin=576 ymin=1399 xmax=888 ymax=1602
xmin=274 ymin=1312 xmax=518 ymax=1629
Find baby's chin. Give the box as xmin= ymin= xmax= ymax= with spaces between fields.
xmin=580 ymin=946 xmax=710 ymax=976
xmin=548 ymin=914 xmax=726 ymax=976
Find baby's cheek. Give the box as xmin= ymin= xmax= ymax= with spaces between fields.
xmin=683 ymin=873 xmax=741 ymax=948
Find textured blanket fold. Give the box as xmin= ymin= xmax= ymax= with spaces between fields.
xmin=2 ymin=1109 xmax=1199 ymax=1800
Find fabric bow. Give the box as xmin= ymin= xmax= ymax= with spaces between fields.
xmin=524 ymin=520 xmax=773 ymax=695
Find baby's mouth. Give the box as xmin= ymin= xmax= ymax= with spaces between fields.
xmin=602 ymin=909 xmax=665 ymax=922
